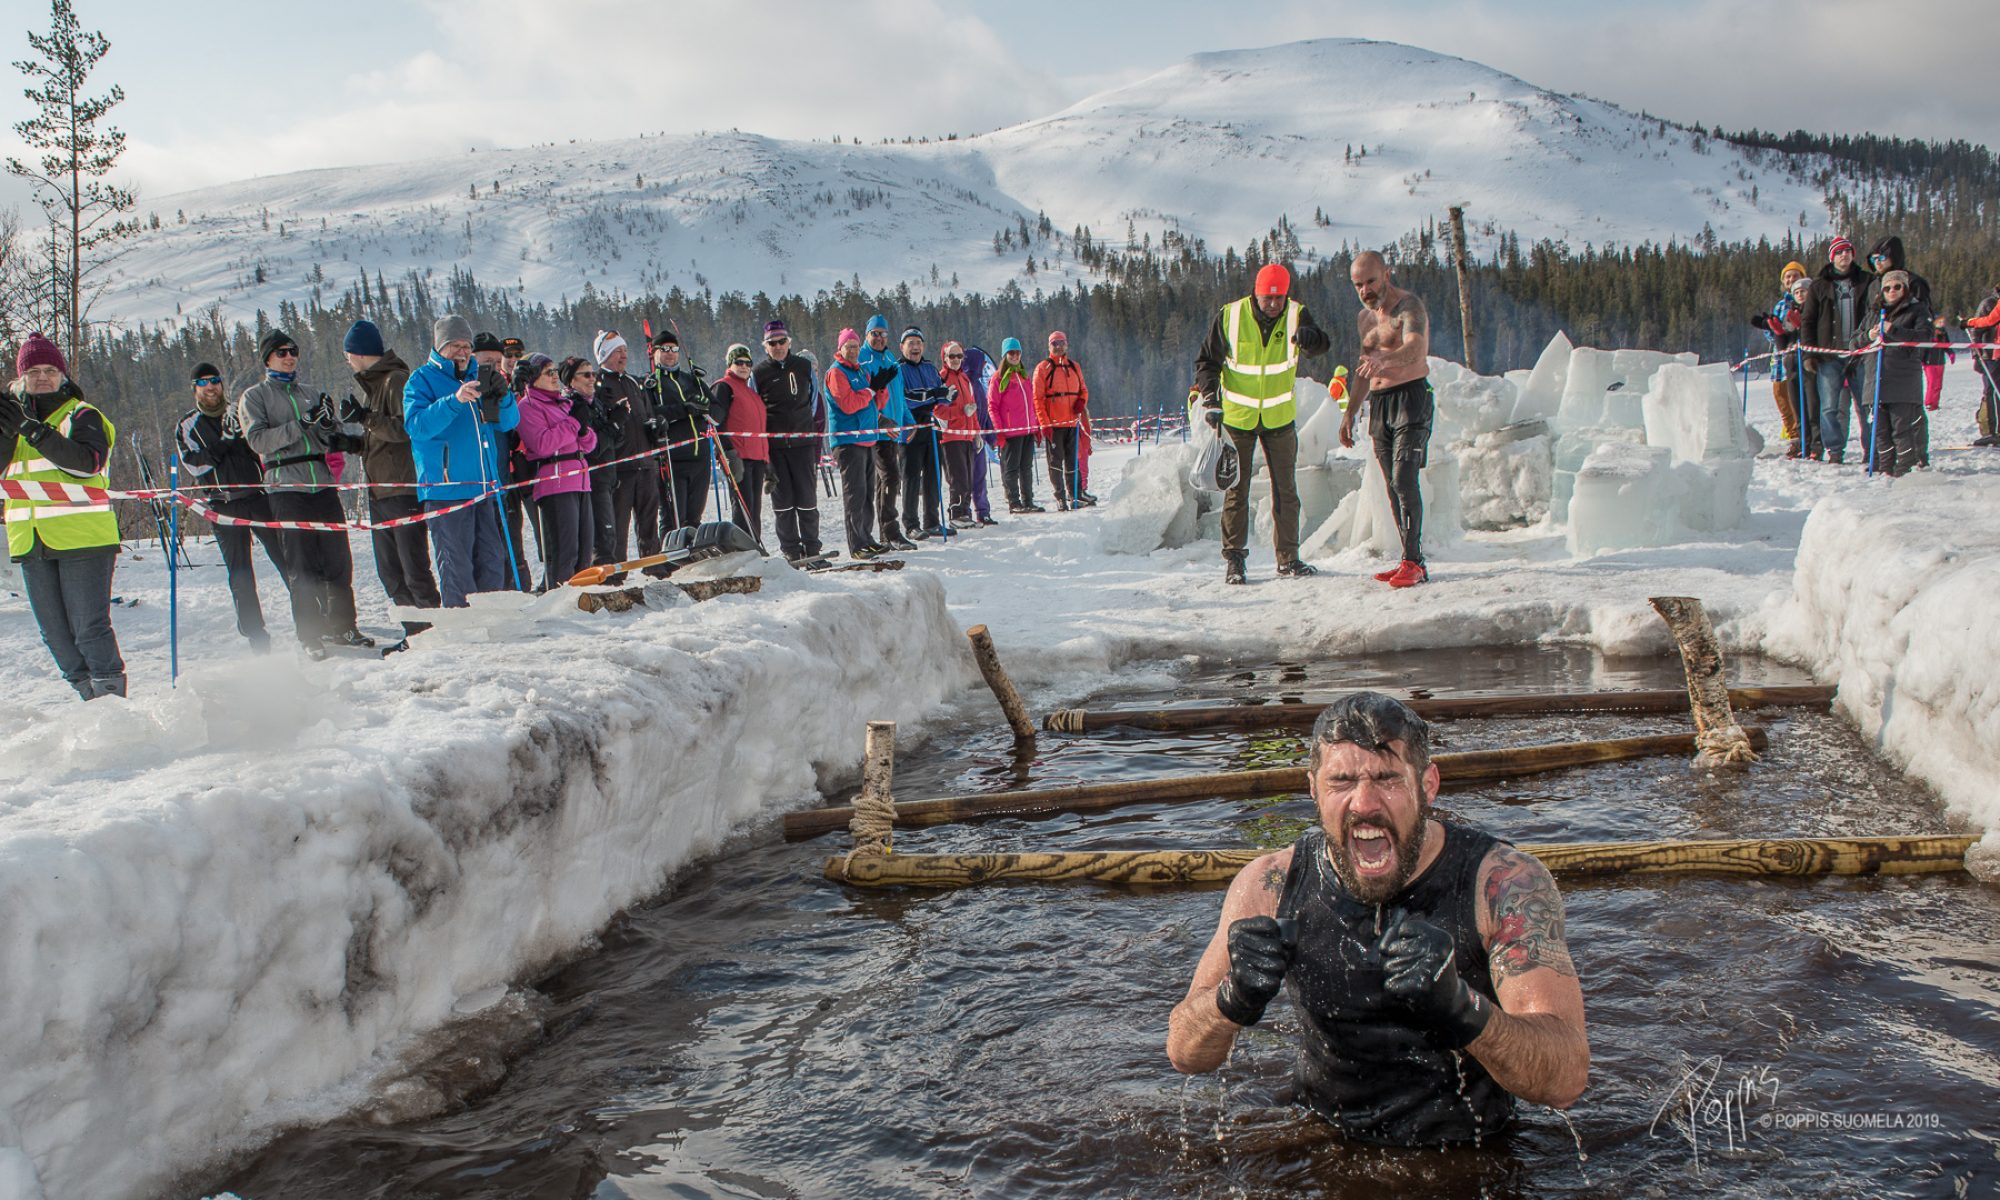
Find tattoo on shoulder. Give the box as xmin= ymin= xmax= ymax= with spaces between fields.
xmin=1393 ymin=293 xmax=1429 ymax=338
xmin=1483 ymin=848 xmax=1577 ymax=981
xmin=1262 ymin=865 xmax=1286 ymax=898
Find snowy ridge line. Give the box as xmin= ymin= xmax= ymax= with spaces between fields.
xmin=1730 ymin=337 xmax=1991 ymax=371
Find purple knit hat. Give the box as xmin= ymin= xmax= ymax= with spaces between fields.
xmin=15 ymin=332 xmax=66 ymax=377
xmin=763 ymin=319 xmax=790 ymax=341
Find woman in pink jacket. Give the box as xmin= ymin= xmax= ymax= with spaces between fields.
xmin=513 ymin=354 xmax=598 ymax=588
xmin=987 ymin=337 xmax=1041 ymax=512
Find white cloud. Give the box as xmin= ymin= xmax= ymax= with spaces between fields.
xmin=110 ymin=0 xmax=1072 ymax=200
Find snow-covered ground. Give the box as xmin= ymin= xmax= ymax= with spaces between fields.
xmin=2 ymin=360 xmax=1997 ymax=1200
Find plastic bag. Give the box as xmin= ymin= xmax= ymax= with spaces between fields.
xmin=1189 ymin=415 xmax=1239 ymax=493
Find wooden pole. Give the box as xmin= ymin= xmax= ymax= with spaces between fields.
xmin=823 ymin=835 xmax=1976 ymax=889
xmin=781 ymin=728 xmax=1767 ymax=841
xmin=1448 ymin=204 xmax=1477 ymax=373
xmin=1041 ymin=685 xmax=1832 ymax=734
xmin=846 ymin=720 xmax=900 ymax=855
xmin=966 ymin=624 xmax=1036 ymax=743
xmin=1650 ymin=596 xmax=1757 ymax=767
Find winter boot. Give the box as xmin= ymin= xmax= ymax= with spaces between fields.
xmin=1385 ymin=560 xmax=1429 ymax=589
xmin=1276 ymin=559 xmax=1319 ymax=578
xmin=88 ymin=675 xmax=128 ymax=699
xmin=1372 ymin=565 xmax=1401 ymax=582
xmin=1224 ymin=553 xmax=1248 ymax=586
xmin=330 ymin=628 xmax=377 ymax=649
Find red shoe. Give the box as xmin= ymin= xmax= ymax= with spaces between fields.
xmin=1373 ymin=565 xmax=1400 ymax=581
xmin=1386 ymin=560 xmax=1429 ymax=588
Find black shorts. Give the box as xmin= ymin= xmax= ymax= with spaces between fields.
xmin=1369 ymin=377 xmax=1433 ymax=463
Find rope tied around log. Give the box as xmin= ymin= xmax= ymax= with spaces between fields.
xmin=1650 ymin=596 xmax=1760 ymax=768
xmin=844 ymin=720 xmax=900 ymax=864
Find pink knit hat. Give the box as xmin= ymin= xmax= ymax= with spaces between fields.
xmin=837 ymin=327 xmax=860 ymax=348
xmin=15 ymin=332 xmax=66 ymax=377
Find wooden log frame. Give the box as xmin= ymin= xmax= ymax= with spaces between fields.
xmin=966 ymin=625 xmax=1036 ymax=743
xmin=823 ymin=836 xmax=1977 ymax=889
xmin=1040 ymin=685 xmax=1833 ymax=735
xmin=1650 ymin=596 xmax=1758 ymax=767
xmin=781 ymin=727 xmax=1769 ymax=841
xmin=577 ymin=574 xmax=761 ymax=612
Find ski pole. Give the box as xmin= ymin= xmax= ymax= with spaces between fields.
xmin=1867 ymin=312 xmax=1885 ymax=477
xmin=169 ymin=453 xmax=180 ymax=686
xmin=929 ymin=416 xmax=949 ymax=538
xmin=1740 ymin=348 xmax=1750 ymax=415
xmin=481 ymin=418 xmax=523 ymax=591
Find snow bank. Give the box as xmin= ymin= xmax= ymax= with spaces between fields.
xmin=0 ymin=567 xmax=967 ymax=1200
xmin=1763 ymin=478 xmax=2000 ymax=841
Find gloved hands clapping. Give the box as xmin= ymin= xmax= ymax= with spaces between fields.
xmin=1214 ymin=915 xmax=1297 ymax=1026
xmin=1377 ymin=910 xmax=1491 ymax=1048
xmin=0 ymin=394 xmax=25 ymax=437
xmin=339 ymin=393 xmax=368 ymax=426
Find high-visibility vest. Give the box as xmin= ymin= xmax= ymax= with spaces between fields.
xmin=4 ymin=395 xmax=120 ymax=556
xmin=1219 ymin=297 xmax=1301 ymax=430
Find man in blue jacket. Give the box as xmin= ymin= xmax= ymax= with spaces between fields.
xmin=404 ymin=314 xmax=521 ymax=606
xmin=858 ymin=315 xmax=915 ymax=551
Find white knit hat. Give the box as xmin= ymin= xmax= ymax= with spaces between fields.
xmin=592 ymin=330 xmax=628 ymax=366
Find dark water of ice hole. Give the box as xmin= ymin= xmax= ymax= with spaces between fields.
xmin=210 ymin=646 xmax=2000 ymax=1200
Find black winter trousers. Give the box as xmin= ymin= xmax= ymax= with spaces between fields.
xmin=369 ymin=492 xmax=441 ymax=616
xmin=769 ymin=443 xmax=823 ymax=560
xmin=1001 ymin=437 xmax=1036 ymax=507
xmin=902 ymin=426 xmax=942 ymax=532
xmin=943 ymin=440 xmax=975 ymax=523
xmin=268 ymin=488 xmax=359 ymax=643
xmin=536 ymin=490 xmax=592 ymax=591
xmin=661 ymin=454 xmax=709 ymax=533
xmin=1045 ymin=426 xmax=1079 ymax=503
xmin=612 ymin=468 xmax=662 ymax=561
xmin=875 ymin=440 xmax=905 ymax=542
xmin=213 ymin=493 xmax=289 ymax=644
xmin=837 ymin=444 xmax=877 ymax=553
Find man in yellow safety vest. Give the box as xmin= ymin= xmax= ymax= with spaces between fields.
xmin=1 ymin=332 xmax=127 ymax=699
xmin=1193 ymin=262 xmax=1331 ymax=584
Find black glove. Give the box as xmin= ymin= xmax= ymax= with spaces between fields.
xmin=1214 ymin=915 xmax=1297 ymax=1026
xmin=945 ymin=385 xmax=959 ymax=402
xmin=0 ymin=394 xmax=25 ymax=437
xmin=642 ymin=414 xmax=670 ymax=445
xmin=868 ymin=366 xmax=899 ymax=390
xmin=1378 ymin=911 xmax=1492 ymax=1049
xmin=690 ymin=363 xmax=707 ymax=385
xmin=1749 ymin=312 xmax=1774 ymax=331
xmin=340 ymin=392 xmax=368 ymax=425
xmin=220 ymin=407 xmax=245 ymax=441
xmin=1205 ymin=409 xmax=1222 ymax=431
xmin=18 ymin=416 xmax=54 ymax=446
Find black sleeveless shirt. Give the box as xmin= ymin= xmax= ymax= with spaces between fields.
xmin=1276 ymin=822 xmax=1515 ymax=1146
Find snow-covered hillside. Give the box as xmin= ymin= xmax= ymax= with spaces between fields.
xmin=101 ymin=38 xmax=1831 ymax=332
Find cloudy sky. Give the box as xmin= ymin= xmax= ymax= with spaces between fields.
xmin=0 ymin=0 xmax=1985 ymax=211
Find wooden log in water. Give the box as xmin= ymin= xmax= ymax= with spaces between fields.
xmin=1651 ymin=596 xmax=1758 ymax=767
xmin=823 ymin=836 xmax=1977 ymax=889
xmin=780 ymin=727 xmax=1767 ymax=841
xmin=1039 ymin=685 xmax=1833 ymax=734
xmin=577 ymin=574 xmax=762 ymax=612
xmin=846 ymin=720 xmax=899 ymax=854
xmin=966 ymin=624 xmax=1036 ymax=743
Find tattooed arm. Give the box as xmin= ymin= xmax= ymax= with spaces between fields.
xmin=1466 ymin=846 xmax=1590 ymax=1107
xmin=1168 ymin=848 xmax=1292 ymax=1072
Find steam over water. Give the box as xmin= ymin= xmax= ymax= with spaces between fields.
xmin=211 ymin=648 xmax=2000 ymax=1199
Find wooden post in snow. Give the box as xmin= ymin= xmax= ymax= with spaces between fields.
xmin=1448 ymin=205 xmax=1477 ymax=373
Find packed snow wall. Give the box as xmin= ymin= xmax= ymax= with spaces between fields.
xmin=1097 ymin=336 xmax=1757 ymax=560
xmin=1764 ymin=480 xmax=2000 ymax=844
xmin=0 ymin=562 xmax=969 ymax=1200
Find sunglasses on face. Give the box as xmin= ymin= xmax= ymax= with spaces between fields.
xmin=765 ymin=337 xmax=790 ymax=346
xmin=193 ymin=376 xmax=221 ymax=387
xmin=272 ymin=348 xmax=299 ymax=358
xmin=944 ymin=354 xmax=963 ymax=361
xmin=573 ymin=369 xmax=597 ymax=379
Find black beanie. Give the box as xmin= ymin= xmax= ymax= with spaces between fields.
xmin=257 ymin=330 xmax=298 ymax=365
xmin=649 ymin=327 xmax=679 ymax=348
xmin=190 ymin=361 xmax=221 ymax=384
xmin=472 ymin=331 xmax=504 ymax=353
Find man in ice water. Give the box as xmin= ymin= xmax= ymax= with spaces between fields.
xmin=1167 ymin=693 xmax=1588 ymax=1146
xmin=1339 ymin=252 xmax=1434 ymax=588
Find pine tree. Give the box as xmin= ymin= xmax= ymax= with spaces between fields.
xmin=6 ymin=0 xmax=136 ymax=360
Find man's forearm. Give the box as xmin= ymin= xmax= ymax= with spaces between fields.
xmin=1167 ymin=992 xmax=1241 ymax=1074
xmin=1466 ymin=1009 xmax=1588 ymax=1108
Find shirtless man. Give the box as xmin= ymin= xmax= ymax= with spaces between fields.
xmin=1338 ymin=252 xmax=1434 ymax=588
xmin=1167 ymin=692 xmax=1589 ymax=1147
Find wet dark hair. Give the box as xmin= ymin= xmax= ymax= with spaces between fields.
xmin=1307 ymin=691 xmax=1431 ymax=776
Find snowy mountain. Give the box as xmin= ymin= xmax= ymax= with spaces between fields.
xmin=101 ymin=38 xmax=1832 ymax=332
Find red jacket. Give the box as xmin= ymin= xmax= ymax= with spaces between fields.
xmin=715 ymin=373 xmax=768 ymax=462
xmin=937 ymin=366 xmax=980 ymax=442
xmin=1033 ymin=356 xmax=1089 ymax=428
